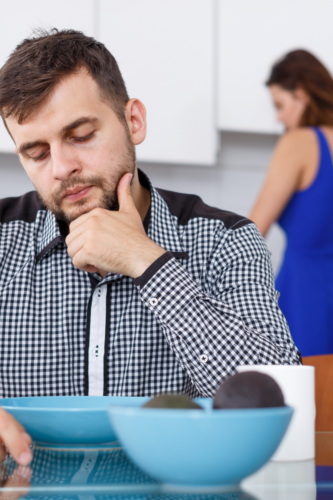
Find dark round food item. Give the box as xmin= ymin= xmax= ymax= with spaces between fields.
xmin=142 ymin=394 xmax=203 ymax=409
xmin=213 ymin=371 xmax=285 ymax=409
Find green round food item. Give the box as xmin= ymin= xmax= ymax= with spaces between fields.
xmin=142 ymin=394 xmax=203 ymax=409
xmin=213 ymin=371 xmax=285 ymax=409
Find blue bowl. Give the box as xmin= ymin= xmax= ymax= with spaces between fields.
xmin=2 ymin=396 xmax=149 ymax=447
xmin=108 ymin=401 xmax=293 ymax=488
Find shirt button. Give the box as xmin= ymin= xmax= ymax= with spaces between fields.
xmin=199 ymin=354 xmax=209 ymax=364
xmin=149 ymin=298 xmax=159 ymax=307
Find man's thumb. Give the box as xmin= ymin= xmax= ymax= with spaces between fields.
xmin=117 ymin=172 xmax=135 ymax=212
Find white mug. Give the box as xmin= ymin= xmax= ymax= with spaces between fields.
xmin=237 ymin=365 xmax=315 ymax=462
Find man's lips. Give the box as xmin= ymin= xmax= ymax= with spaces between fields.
xmin=63 ymin=186 xmax=92 ymax=202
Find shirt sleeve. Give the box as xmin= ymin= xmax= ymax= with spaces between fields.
xmin=134 ymin=222 xmax=302 ymax=398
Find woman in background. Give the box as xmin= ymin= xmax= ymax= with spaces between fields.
xmin=250 ymin=50 xmax=333 ymax=359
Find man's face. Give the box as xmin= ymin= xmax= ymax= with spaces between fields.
xmin=6 ymin=69 xmax=136 ymax=223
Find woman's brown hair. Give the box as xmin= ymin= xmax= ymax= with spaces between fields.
xmin=266 ymin=49 xmax=333 ymax=127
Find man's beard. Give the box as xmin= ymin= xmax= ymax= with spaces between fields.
xmin=37 ymin=138 xmax=136 ymax=224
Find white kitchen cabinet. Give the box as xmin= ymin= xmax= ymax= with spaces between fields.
xmin=0 ymin=0 xmax=95 ymax=153
xmin=100 ymin=0 xmax=217 ymax=165
xmin=218 ymin=0 xmax=333 ymax=134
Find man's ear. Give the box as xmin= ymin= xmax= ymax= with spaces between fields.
xmin=124 ymin=98 xmax=147 ymax=146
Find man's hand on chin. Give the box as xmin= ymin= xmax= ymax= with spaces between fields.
xmin=65 ymin=173 xmax=166 ymax=278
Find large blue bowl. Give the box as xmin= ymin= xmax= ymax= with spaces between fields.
xmin=108 ymin=402 xmax=293 ymax=488
xmin=1 ymin=396 xmax=149 ymax=447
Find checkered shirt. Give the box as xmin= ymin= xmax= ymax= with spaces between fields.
xmin=0 ymin=170 xmax=301 ymax=399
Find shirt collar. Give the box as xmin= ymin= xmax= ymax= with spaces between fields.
xmin=37 ymin=210 xmax=63 ymax=260
xmin=140 ymin=171 xmax=185 ymax=253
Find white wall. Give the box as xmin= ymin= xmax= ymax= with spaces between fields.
xmin=99 ymin=0 xmax=217 ymax=165
xmin=0 ymin=152 xmax=34 ymax=197
xmin=218 ymin=0 xmax=333 ymax=133
xmin=0 ymin=131 xmax=285 ymax=275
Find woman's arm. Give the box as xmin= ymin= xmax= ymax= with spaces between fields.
xmin=249 ymin=129 xmax=317 ymax=236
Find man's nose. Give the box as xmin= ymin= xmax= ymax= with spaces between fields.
xmin=51 ymin=145 xmax=82 ymax=180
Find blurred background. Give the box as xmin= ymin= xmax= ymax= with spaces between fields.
xmin=0 ymin=0 xmax=331 ymax=274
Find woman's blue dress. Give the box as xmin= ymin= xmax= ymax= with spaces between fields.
xmin=276 ymin=127 xmax=333 ymax=357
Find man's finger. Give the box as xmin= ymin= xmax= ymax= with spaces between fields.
xmin=66 ymin=232 xmax=86 ymax=261
xmin=67 ymin=212 xmax=100 ymax=247
xmin=117 ymin=173 xmax=136 ymax=213
xmin=71 ymin=247 xmax=100 ymax=273
xmin=68 ymin=210 xmax=94 ymax=233
xmin=0 ymin=409 xmax=32 ymax=465
xmin=67 ymin=207 xmax=111 ymax=241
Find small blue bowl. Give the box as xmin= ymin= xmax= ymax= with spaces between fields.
xmin=108 ymin=401 xmax=293 ymax=489
xmin=2 ymin=396 xmax=149 ymax=448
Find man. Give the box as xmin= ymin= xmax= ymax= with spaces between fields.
xmin=0 ymin=29 xmax=301 ymax=459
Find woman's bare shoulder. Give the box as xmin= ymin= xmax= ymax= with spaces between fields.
xmin=277 ymin=127 xmax=316 ymax=148
xmin=274 ymin=128 xmax=317 ymax=163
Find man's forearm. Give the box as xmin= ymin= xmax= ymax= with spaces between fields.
xmin=134 ymin=255 xmax=301 ymax=398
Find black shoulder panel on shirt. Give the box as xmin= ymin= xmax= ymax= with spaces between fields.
xmin=0 ymin=191 xmax=44 ymax=223
xmin=156 ymin=188 xmax=251 ymax=230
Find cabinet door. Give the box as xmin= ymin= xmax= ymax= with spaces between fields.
xmin=100 ymin=0 xmax=216 ymax=165
xmin=0 ymin=0 xmax=95 ymax=153
xmin=217 ymin=0 xmax=333 ymax=134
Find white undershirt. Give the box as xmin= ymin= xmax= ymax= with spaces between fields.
xmin=88 ymin=284 xmax=107 ymax=395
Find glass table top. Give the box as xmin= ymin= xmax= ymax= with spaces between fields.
xmin=0 ymin=433 xmax=332 ymax=500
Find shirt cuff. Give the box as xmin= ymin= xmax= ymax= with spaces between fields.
xmin=136 ymin=255 xmax=201 ymax=321
xmin=133 ymin=251 xmax=174 ymax=289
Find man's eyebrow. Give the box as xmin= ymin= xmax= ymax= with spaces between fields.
xmin=17 ymin=117 xmax=98 ymax=155
xmin=18 ymin=141 xmax=46 ymax=155
xmin=60 ymin=116 xmax=98 ymax=135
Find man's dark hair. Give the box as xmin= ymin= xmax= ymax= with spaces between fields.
xmin=0 ymin=29 xmax=130 ymax=125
